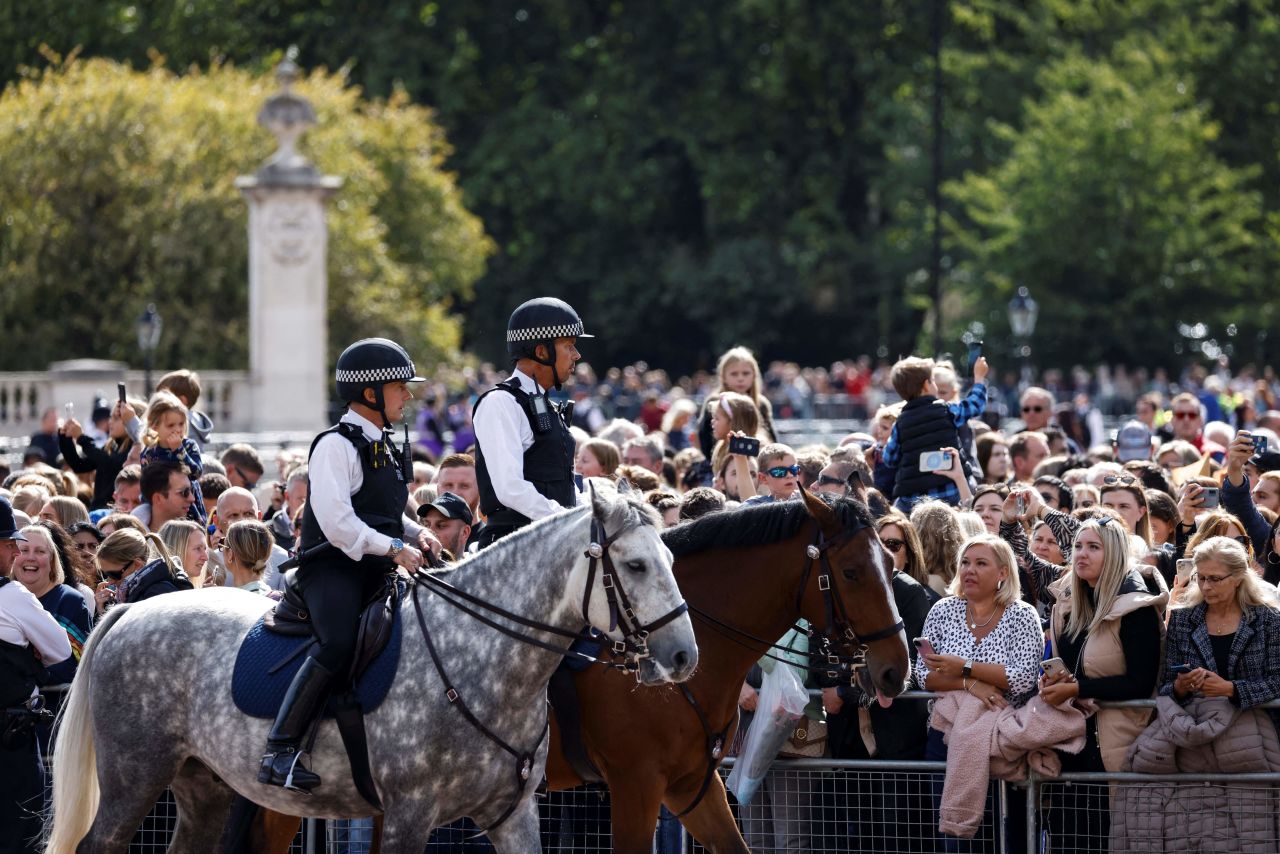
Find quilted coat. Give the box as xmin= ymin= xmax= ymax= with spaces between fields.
xmin=1113 ymin=696 xmax=1280 ymax=852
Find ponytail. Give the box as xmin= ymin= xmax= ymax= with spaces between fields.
xmin=144 ymin=532 xmax=178 ymax=576
xmin=224 ymin=520 xmax=274 ymax=577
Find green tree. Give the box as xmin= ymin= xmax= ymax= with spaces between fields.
xmin=946 ymin=43 xmax=1273 ymax=368
xmin=0 ymin=56 xmax=491 ymax=371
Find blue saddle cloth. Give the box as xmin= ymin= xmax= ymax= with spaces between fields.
xmin=231 ymin=611 xmax=402 ymax=719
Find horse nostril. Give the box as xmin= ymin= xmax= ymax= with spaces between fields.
xmin=882 ymin=667 xmax=901 ymax=690
xmin=674 ymin=650 xmax=690 ymax=671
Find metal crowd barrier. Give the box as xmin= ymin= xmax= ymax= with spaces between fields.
xmin=36 ymin=689 xmax=1280 ymax=853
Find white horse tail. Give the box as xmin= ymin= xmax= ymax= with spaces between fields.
xmin=46 ymin=603 xmax=131 ymax=853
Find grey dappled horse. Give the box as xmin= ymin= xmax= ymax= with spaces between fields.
xmin=46 ymin=482 xmax=697 ymax=853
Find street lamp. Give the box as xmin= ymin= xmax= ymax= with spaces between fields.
xmin=136 ymin=303 xmax=163 ymax=393
xmin=1007 ymin=287 xmax=1038 ymax=387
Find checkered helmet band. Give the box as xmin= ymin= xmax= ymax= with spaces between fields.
xmin=507 ymin=322 xmax=585 ymax=343
xmin=335 ymin=364 xmax=418 ymax=383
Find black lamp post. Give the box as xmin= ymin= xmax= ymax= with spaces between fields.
xmin=1007 ymin=287 xmax=1039 ymax=388
xmin=136 ymin=303 xmax=163 ymax=394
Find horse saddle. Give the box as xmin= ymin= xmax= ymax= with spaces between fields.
xmin=548 ymin=630 xmax=608 ymax=786
xmin=231 ymin=571 xmax=406 ymax=720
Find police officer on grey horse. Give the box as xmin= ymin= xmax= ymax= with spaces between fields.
xmin=258 ymin=338 xmax=434 ymax=792
xmin=472 ymin=298 xmax=590 ymax=549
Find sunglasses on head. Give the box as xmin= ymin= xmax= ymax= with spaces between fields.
xmin=1101 ymin=475 xmax=1138 ymax=487
xmin=1095 ymin=516 xmax=1118 ymax=528
xmin=766 ymin=464 xmax=801 ymax=478
xmin=881 ymin=537 xmax=905 ymax=554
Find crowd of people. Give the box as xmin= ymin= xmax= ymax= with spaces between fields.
xmin=6 ymin=334 xmax=1280 ymax=853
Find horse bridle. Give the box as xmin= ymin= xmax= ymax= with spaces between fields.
xmin=582 ymin=517 xmax=689 ymax=669
xmin=798 ymin=526 xmax=905 ymax=680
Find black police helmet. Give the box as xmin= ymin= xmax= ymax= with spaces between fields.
xmin=335 ymin=338 xmax=426 ymax=406
xmin=505 ymin=297 xmax=593 ymax=362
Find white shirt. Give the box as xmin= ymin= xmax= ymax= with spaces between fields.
xmin=473 ymin=369 xmax=574 ymax=522
xmin=0 ymin=580 xmax=73 ymax=670
xmin=308 ymin=410 xmax=425 ymax=561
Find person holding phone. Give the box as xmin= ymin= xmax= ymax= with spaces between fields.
xmin=56 ymin=397 xmax=145 ymax=510
xmin=1040 ymin=517 xmax=1167 ymax=852
xmin=1221 ymin=429 xmax=1280 ymax=585
xmin=873 ymin=354 xmax=989 ymax=513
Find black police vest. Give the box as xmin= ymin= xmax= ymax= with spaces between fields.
xmin=0 ymin=579 xmax=46 ymax=709
xmin=298 ymin=421 xmax=409 ymax=554
xmin=474 ymin=377 xmax=577 ymax=529
xmin=893 ymin=396 xmax=972 ymax=497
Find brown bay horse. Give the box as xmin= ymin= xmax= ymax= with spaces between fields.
xmin=250 ymin=490 xmax=907 ymax=852
xmin=544 ymin=488 xmax=908 ymax=852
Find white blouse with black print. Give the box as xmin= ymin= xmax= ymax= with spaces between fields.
xmin=915 ymin=596 xmax=1044 ymax=708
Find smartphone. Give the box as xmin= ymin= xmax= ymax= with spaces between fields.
xmin=1199 ymin=487 xmax=1220 ymax=510
xmin=920 ymin=450 xmax=953 ymax=473
xmin=64 ymin=402 xmax=74 ymax=420
xmin=572 ymin=473 xmax=585 ymax=491
xmin=1171 ymin=663 xmax=1194 ymax=676
xmin=728 ymin=435 xmax=761 ymax=457
xmin=967 ymin=340 xmax=983 ymax=371
xmin=1042 ymin=657 xmax=1068 ymax=678
xmin=117 ymin=382 xmax=128 ymax=404
xmin=913 ymin=637 xmax=936 ymax=658
xmin=1016 ymin=492 xmax=1027 ymax=517
xmin=1254 ymin=435 xmax=1269 ymax=455
xmin=1176 ymin=558 xmax=1195 ymax=585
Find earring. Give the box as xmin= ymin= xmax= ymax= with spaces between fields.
xmin=997 ymin=578 xmax=1006 ymax=591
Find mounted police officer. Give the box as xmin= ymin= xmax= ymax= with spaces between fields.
xmin=472 ymin=298 xmax=590 ymax=549
xmin=0 ymin=497 xmax=72 ymax=853
xmin=259 ymin=338 xmax=433 ymax=792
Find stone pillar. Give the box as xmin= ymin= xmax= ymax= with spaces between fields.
xmin=236 ymin=60 xmax=342 ymax=433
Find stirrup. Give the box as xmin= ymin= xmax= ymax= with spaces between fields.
xmin=260 ymin=746 xmax=321 ymax=793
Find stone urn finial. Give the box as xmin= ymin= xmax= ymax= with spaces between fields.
xmin=255 ymin=59 xmax=320 ymax=184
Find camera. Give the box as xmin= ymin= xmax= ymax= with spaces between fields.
xmin=920 ymin=450 xmax=953 ymax=473
xmin=1199 ymin=487 xmax=1220 ymax=510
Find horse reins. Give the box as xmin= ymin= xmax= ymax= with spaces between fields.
xmin=674 ymin=524 xmax=905 ymax=818
xmin=408 ymin=509 xmax=689 ymax=834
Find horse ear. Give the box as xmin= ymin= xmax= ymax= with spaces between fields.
xmin=616 ymin=477 xmax=634 ymax=495
xmin=799 ymin=483 xmax=840 ymax=537
xmin=589 ymin=480 xmax=611 ymax=522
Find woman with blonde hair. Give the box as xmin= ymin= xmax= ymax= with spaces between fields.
xmin=1040 ymin=517 xmax=1167 ymax=851
xmin=12 ymin=524 xmax=92 ymax=682
xmin=94 ymin=527 xmax=192 ymax=612
xmin=910 ymin=500 xmax=966 ymax=597
xmin=223 ymin=519 xmax=275 ymax=594
xmin=38 ymin=495 xmax=90 ymax=531
xmin=696 ymin=346 xmax=776 ymax=454
xmin=157 ymin=519 xmax=211 ymax=589
xmin=1164 ymin=537 xmax=1280 ymax=706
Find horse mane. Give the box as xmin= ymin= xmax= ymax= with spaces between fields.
xmin=661 ymin=495 xmax=873 ymax=558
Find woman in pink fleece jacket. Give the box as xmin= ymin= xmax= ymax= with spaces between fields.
xmin=917 ymin=533 xmax=1044 ymax=851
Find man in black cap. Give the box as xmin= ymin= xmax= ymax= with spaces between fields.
xmin=416 ymin=491 xmax=473 ymax=560
xmin=0 ymin=495 xmax=71 ymax=854
xmin=472 ymin=297 xmax=591 ymax=549
xmin=258 ymin=337 xmax=435 ymax=792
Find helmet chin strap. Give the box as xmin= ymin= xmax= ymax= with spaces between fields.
xmin=536 ymin=339 xmax=562 ymax=392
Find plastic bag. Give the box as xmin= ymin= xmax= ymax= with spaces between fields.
xmin=726 ymin=659 xmax=808 ymax=804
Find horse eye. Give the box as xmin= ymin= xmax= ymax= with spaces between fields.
xmin=627 ymin=560 xmax=646 ymax=574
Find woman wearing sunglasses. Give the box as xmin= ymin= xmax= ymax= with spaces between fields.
xmin=93 ymin=528 xmax=193 ymax=614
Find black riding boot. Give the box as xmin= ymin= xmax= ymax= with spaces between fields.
xmin=258 ymin=657 xmax=334 ymax=792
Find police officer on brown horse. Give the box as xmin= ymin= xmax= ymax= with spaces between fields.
xmin=472 ymin=298 xmax=591 ymax=549
xmin=258 ymin=338 xmax=434 ymax=792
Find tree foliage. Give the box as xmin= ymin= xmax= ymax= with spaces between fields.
xmin=5 ymin=2 xmax=1280 ymax=372
xmin=0 ymin=56 xmax=491 ymax=370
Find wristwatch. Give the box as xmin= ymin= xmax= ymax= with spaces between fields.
xmin=387 ymin=538 xmax=404 ymax=558
xmin=962 ymin=658 xmax=974 ymax=678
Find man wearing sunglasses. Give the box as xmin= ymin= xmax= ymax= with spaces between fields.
xmin=1018 ymin=387 xmax=1055 ymax=432
xmin=134 ymin=460 xmax=196 ymax=531
xmin=744 ymin=443 xmax=801 ymax=505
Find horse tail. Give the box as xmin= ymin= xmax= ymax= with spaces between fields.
xmin=46 ymin=603 xmax=131 ymax=853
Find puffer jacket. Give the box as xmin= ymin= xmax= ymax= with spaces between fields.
xmin=1113 ymin=696 xmax=1280 ymax=852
